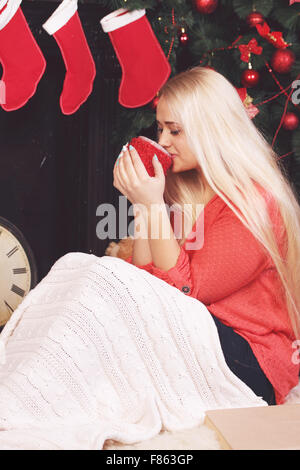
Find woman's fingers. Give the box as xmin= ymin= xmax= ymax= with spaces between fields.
xmin=121 ymin=146 xmax=139 ymax=183
xmin=114 ymin=145 xmax=127 ymax=172
xmin=128 ymin=145 xmax=149 ymax=180
xmin=113 ymin=148 xmax=128 ymax=195
xmin=114 ymin=145 xmax=139 ymax=188
xmin=113 ymin=168 xmax=127 ymax=196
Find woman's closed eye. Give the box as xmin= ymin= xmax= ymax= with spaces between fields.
xmin=157 ymin=127 xmax=181 ymax=136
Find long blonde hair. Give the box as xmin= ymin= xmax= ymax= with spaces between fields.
xmin=158 ymin=66 xmax=300 ymax=340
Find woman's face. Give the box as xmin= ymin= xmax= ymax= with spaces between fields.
xmin=156 ymin=97 xmax=201 ymax=174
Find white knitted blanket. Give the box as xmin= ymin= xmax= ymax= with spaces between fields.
xmin=0 ymin=253 xmax=266 ymax=450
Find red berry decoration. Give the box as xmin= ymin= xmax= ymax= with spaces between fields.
xmin=179 ymin=27 xmax=189 ymax=45
xmin=241 ymin=69 xmax=260 ymax=87
xmin=246 ymin=11 xmax=264 ymax=27
xmin=194 ymin=0 xmax=218 ymax=14
xmin=271 ymin=49 xmax=295 ymax=74
xmin=282 ymin=112 xmax=299 ymax=131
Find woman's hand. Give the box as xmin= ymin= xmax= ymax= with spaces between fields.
xmin=113 ymin=144 xmax=166 ymax=207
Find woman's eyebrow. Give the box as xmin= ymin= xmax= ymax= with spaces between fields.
xmin=156 ymin=119 xmax=180 ymax=125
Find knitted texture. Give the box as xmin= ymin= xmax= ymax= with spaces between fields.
xmin=125 ymin=187 xmax=299 ymax=405
xmin=129 ymin=136 xmax=173 ymax=177
xmin=0 ymin=253 xmax=265 ymax=450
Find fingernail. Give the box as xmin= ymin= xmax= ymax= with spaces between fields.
xmin=153 ymin=154 xmax=158 ymax=160
xmin=129 ymin=145 xmax=134 ymax=151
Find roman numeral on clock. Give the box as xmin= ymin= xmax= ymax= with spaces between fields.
xmin=13 ymin=267 xmax=27 ymax=275
xmin=11 ymin=284 xmax=25 ymax=297
xmin=7 ymin=246 xmax=19 ymax=258
xmin=4 ymin=300 xmax=13 ymax=313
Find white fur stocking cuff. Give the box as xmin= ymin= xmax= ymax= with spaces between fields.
xmin=42 ymin=0 xmax=78 ymax=35
xmin=0 ymin=0 xmax=22 ymax=31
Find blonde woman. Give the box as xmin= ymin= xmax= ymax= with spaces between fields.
xmin=0 ymin=66 xmax=299 ymax=449
xmin=115 ymin=66 xmax=300 ymax=407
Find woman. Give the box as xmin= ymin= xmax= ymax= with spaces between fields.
xmin=0 ymin=66 xmax=299 ymax=450
xmin=114 ymin=66 xmax=300 ymax=406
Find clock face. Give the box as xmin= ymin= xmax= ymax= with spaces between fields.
xmin=0 ymin=217 xmax=37 ymax=327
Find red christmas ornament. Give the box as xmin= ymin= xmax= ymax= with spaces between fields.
xmin=194 ymin=0 xmax=218 ymax=14
xmin=241 ymin=68 xmax=260 ymax=87
xmin=150 ymin=96 xmax=160 ymax=109
xmin=271 ymin=49 xmax=295 ymax=74
xmin=282 ymin=112 xmax=299 ymax=130
xmin=246 ymin=11 xmax=264 ymax=27
xmin=179 ymin=27 xmax=189 ymax=45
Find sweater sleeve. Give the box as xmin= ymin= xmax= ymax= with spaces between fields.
xmin=143 ymin=204 xmax=272 ymax=304
xmin=124 ymin=256 xmax=154 ymax=274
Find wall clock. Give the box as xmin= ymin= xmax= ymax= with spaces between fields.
xmin=0 ymin=216 xmax=38 ymax=329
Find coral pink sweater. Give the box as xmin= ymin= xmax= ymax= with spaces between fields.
xmin=126 ymin=188 xmax=299 ymax=404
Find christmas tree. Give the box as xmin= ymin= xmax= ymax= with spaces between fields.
xmin=94 ymin=0 xmax=300 ymax=200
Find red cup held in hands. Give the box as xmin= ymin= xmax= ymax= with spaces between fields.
xmin=129 ymin=136 xmax=173 ymax=177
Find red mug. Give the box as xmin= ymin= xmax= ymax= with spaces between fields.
xmin=128 ymin=136 xmax=173 ymax=177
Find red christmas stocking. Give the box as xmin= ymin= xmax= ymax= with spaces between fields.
xmin=43 ymin=0 xmax=96 ymax=115
xmin=100 ymin=8 xmax=171 ymax=108
xmin=0 ymin=0 xmax=46 ymax=111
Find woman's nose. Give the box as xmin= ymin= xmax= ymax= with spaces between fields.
xmin=158 ymin=131 xmax=171 ymax=149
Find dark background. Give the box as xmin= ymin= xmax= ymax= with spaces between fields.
xmin=0 ymin=0 xmax=125 ymax=282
